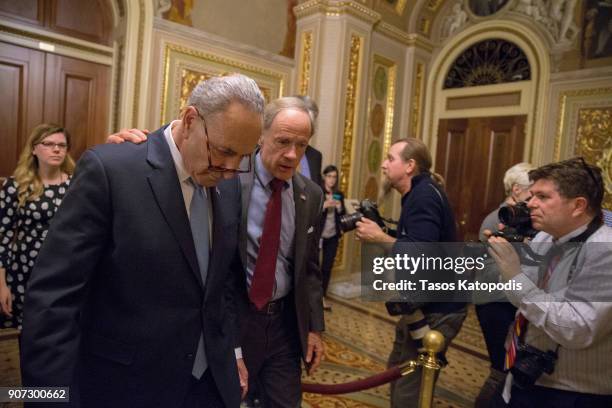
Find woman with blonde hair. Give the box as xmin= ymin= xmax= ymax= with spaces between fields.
xmin=0 ymin=124 xmax=75 ymax=329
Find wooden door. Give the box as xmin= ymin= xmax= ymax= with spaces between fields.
xmin=435 ymin=116 xmax=526 ymax=241
xmin=44 ymin=54 xmax=110 ymax=160
xmin=0 ymin=42 xmax=45 ymax=177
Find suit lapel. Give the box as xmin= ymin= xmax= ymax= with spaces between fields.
xmin=146 ymin=129 xmax=203 ymax=289
xmin=293 ymin=174 xmax=309 ymax=281
xmin=238 ymin=155 xmax=256 ymax=268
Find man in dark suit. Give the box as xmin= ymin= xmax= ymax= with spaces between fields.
xmin=301 ymin=146 xmax=323 ymax=187
xmin=237 ymin=96 xmax=325 ymax=407
xmin=294 ymin=96 xmax=322 ymax=187
xmin=20 ymin=75 xmax=265 ymax=408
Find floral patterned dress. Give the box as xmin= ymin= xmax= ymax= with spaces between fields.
xmin=0 ymin=177 xmax=70 ymax=329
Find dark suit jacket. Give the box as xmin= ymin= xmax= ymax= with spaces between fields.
xmin=21 ymin=127 xmax=243 ymax=408
xmin=304 ymin=146 xmax=322 ymax=187
xmin=237 ymin=156 xmax=325 ymax=358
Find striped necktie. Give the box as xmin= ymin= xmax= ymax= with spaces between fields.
xmin=505 ymin=247 xmax=562 ymax=370
xmin=189 ymin=179 xmax=210 ymax=379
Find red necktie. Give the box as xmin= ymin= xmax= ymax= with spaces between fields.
xmin=249 ymin=178 xmax=284 ymax=310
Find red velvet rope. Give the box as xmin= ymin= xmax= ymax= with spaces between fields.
xmin=301 ymin=366 xmax=403 ymax=394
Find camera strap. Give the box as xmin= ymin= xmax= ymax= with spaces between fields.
xmin=520 ymin=216 xmax=602 ymax=352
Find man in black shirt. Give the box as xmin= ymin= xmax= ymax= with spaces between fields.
xmin=356 ymin=137 xmax=466 ymax=408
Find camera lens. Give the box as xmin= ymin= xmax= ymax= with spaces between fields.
xmin=339 ymin=212 xmax=363 ymax=232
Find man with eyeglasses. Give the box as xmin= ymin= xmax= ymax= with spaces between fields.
xmin=487 ymin=158 xmax=612 ymax=408
xmin=21 ymin=74 xmax=264 ymax=408
xmin=105 ymin=96 xmax=325 ymax=407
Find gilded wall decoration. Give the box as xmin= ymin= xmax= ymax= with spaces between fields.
xmin=132 ymin=0 xmax=147 ymax=126
xmin=179 ymin=69 xmax=271 ymax=110
xmin=382 ymin=0 xmax=408 ymax=15
xmin=575 ymin=107 xmax=612 ymax=210
xmin=555 ymin=87 xmax=612 ymax=161
xmin=419 ymin=17 xmax=431 ymax=35
xmin=299 ymin=31 xmax=313 ymax=95
xmin=162 ymin=0 xmax=194 ymax=26
xmin=280 ymin=0 xmax=298 ymax=58
xmin=411 ymin=63 xmax=424 ymax=139
xmin=339 ymin=34 xmax=363 ymax=196
xmin=161 ymin=43 xmax=286 ymax=125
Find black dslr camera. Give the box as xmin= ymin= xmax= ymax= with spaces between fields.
xmin=339 ymin=199 xmax=386 ymax=232
xmin=511 ymin=343 xmax=558 ymax=389
xmin=493 ymin=202 xmax=538 ymax=242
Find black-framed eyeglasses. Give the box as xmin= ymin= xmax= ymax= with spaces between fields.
xmin=193 ymin=107 xmax=251 ymax=174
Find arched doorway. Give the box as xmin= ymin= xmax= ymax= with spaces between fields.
xmin=422 ymin=21 xmax=551 ymax=240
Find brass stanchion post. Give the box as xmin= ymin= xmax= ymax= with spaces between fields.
xmin=418 ymin=330 xmax=445 ymax=408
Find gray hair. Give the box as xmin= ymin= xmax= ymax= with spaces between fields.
xmin=264 ymin=96 xmax=315 ymax=136
xmin=187 ymin=74 xmax=265 ymax=118
xmin=503 ymin=162 xmax=534 ymax=195
xmin=293 ymin=95 xmax=319 ymax=134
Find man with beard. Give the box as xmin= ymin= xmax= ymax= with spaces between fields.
xmin=355 ymin=137 xmax=466 ymax=408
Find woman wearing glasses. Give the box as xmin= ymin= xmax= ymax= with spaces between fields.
xmin=0 ymin=124 xmax=75 ymax=330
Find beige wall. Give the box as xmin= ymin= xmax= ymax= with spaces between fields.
xmin=187 ymin=0 xmax=289 ymax=55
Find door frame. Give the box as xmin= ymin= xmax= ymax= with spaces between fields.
xmin=422 ymin=20 xmax=551 ymax=167
xmin=0 ymin=0 xmax=154 ymax=132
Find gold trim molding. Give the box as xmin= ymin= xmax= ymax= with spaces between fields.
xmin=374 ymin=22 xmax=434 ymax=52
xmin=555 ymin=87 xmax=612 ymax=161
xmin=295 ymin=0 xmax=380 ymax=24
xmin=299 ymin=31 xmax=313 ymax=95
xmin=575 ymin=107 xmax=612 ymax=210
xmin=340 ymin=34 xmax=363 ymax=197
xmin=380 ymin=0 xmax=408 ymax=16
xmin=411 ymin=63 xmax=425 ymax=138
xmin=132 ymin=0 xmax=146 ymax=125
xmin=374 ymin=55 xmax=397 ymax=159
xmin=161 ymin=43 xmax=286 ymax=124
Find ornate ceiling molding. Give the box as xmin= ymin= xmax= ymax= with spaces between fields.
xmin=374 ymin=21 xmax=434 ymax=52
xmin=295 ymin=0 xmax=381 ymax=25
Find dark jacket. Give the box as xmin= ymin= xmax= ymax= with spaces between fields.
xmin=21 ymin=127 xmax=244 ymax=408
xmin=393 ymin=172 xmax=464 ymax=313
xmin=238 ymin=156 xmax=325 ymax=358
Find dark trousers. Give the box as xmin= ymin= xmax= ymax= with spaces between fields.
xmin=240 ymin=299 xmax=302 ymax=408
xmin=321 ymin=235 xmax=340 ymax=296
xmin=180 ymin=370 xmax=225 ymax=408
xmin=475 ymin=302 xmax=517 ymax=371
xmin=510 ymin=385 xmax=612 ymax=408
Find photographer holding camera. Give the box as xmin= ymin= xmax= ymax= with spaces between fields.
xmin=355 ymin=138 xmax=466 ymax=408
xmin=488 ymin=158 xmax=612 ymax=408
